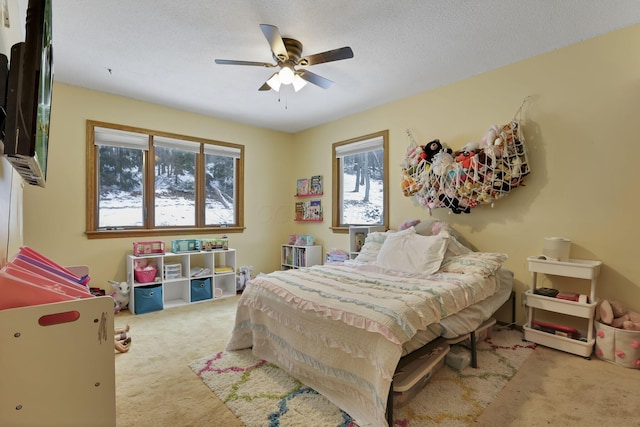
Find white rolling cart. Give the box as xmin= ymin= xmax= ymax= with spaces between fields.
xmin=523 ymin=256 xmax=601 ymax=358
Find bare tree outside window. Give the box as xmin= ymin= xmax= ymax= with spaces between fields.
xmin=87 ymin=121 xmax=244 ymax=238
xmin=332 ymin=130 xmax=389 ymax=230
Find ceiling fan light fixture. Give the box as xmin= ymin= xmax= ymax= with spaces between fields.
xmin=278 ymin=65 xmax=295 ymax=85
xmin=292 ymin=74 xmax=307 ymax=92
xmin=267 ymin=73 xmax=282 ymax=92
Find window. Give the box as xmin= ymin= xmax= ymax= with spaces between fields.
xmin=86 ymin=121 xmax=244 ymax=238
xmin=332 ymin=130 xmax=389 ymax=231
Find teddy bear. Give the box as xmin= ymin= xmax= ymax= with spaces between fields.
xmin=597 ymin=299 xmax=640 ymax=331
xmin=421 ymin=139 xmax=452 ymax=164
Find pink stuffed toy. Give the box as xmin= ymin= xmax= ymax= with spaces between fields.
xmin=598 ymin=300 xmax=640 ymax=331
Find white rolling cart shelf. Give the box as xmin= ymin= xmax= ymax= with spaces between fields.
xmin=281 ymin=244 xmax=322 ymax=270
xmin=127 ymin=249 xmax=236 ymax=314
xmin=523 ymin=256 xmax=601 ymax=358
xmin=349 ymin=225 xmax=385 ymax=259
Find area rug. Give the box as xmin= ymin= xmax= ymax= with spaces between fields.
xmin=188 ymin=327 xmax=535 ymax=427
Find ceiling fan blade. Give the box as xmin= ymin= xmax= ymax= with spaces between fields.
xmin=260 ymin=24 xmax=288 ymax=62
xmin=258 ymin=82 xmax=271 ymax=91
xmin=298 ymin=70 xmax=334 ymax=89
xmin=215 ymin=59 xmax=275 ymax=67
xmin=298 ymin=46 xmax=354 ymax=66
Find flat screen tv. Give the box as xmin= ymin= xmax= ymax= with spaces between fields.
xmin=2 ymin=0 xmax=53 ymax=187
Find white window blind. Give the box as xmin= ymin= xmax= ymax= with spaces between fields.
xmin=334 ymin=135 xmax=384 ymax=158
xmin=153 ymin=136 xmax=201 ymax=153
xmin=94 ymin=127 xmax=149 ymax=150
xmin=203 ymin=144 xmax=241 ymax=159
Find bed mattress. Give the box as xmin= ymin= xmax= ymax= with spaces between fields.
xmin=402 ymin=267 xmax=513 ymax=354
xmin=226 ymin=262 xmax=511 ymax=426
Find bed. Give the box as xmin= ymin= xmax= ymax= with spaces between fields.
xmin=226 ymin=221 xmax=512 ymax=427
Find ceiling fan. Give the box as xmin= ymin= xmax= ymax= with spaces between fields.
xmin=215 ymin=24 xmax=354 ymax=92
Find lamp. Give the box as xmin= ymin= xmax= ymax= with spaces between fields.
xmin=278 ymin=64 xmax=295 ymax=85
xmin=266 ymin=73 xmax=281 ymax=91
xmin=267 ymin=65 xmax=307 ymax=92
xmin=292 ymin=74 xmax=307 ymax=92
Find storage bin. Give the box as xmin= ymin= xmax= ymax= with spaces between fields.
xmin=134 ymin=267 xmax=157 ymax=283
xmin=198 ymin=238 xmax=228 ymax=251
xmin=445 ymin=345 xmax=471 ymax=371
xmin=133 ymin=241 xmax=165 ymax=256
xmin=163 ymin=263 xmax=182 ymax=280
xmin=595 ymin=321 xmax=640 ymax=369
xmin=393 ymin=339 xmax=449 ymax=408
xmin=171 ymin=239 xmax=198 ymax=253
xmin=190 ymin=278 xmax=212 ymax=302
xmin=134 ymin=284 xmax=163 ymax=314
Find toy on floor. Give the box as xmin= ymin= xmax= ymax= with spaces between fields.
xmin=597 ymin=300 xmax=640 ymax=331
xmin=236 ymin=265 xmax=254 ymax=293
xmin=108 ymin=280 xmax=130 ymax=313
xmin=115 ymin=324 xmax=132 ymax=353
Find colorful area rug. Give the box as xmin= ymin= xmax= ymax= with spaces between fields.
xmin=188 ymin=327 xmax=535 ymax=427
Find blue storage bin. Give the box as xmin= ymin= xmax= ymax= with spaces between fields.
xmin=171 ymin=239 xmax=198 ymax=253
xmin=190 ymin=278 xmax=212 ymax=302
xmin=134 ymin=284 xmax=163 ymax=314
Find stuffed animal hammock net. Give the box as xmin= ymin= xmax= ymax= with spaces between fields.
xmin=401 ymin=106 xmax=530 ymax=214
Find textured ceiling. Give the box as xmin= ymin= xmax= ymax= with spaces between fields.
xmin=29 ymin=0 xmax=640 ymax=133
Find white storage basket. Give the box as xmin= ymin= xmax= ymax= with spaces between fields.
xmin=595 ymin=321 xmax=640 ymax=369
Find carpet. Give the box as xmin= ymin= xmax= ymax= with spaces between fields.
xmin=188 ymin=327 xmax=535 ymax=427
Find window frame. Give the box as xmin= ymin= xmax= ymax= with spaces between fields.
xmin=85 ymin=120 xmax=244 ymax=239
xmin=331 ymin=130 xmax=389 ymax=233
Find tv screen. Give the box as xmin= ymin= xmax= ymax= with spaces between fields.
xmin=2 ymin=0 xmax=53 ymax=187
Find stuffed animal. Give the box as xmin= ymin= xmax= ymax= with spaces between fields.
xmin=401 ymin=169 xmax=422 ymax=196
xmin=597 ymin=300 xmax=640 ymax=331
xmin=109 ymin=280 xmax=131 ymax=313
xmin=480 ymin=125 xmax=503 ymax=159
xmin=438 ymin=192 xmax=471 ymax=214
xmin=236 ymin=265 xmax=253 ymax=293
xmin=422 ymin=139 xmax=452 ymax=164
xmin=115 ymin=324 xmax=132 ymax=353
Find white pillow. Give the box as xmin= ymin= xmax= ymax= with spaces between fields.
xmin=374 ymin=230 xmax=449 ymax=274
xmin=353 ymin=228 xmax=412 ymax=264
xmin=353 ymin=241 xmax=383 ymax=263
xmin=438 ymin=252 xmax=508 ymax=276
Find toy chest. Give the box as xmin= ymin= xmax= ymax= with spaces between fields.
xmin=133 ymin=241 xmax=165 ymax=256
xmin=392 ymin=338 xmax=450 ymax=408
xmin=134 ymin=267 xmax=157 ymax=283
xmin=171 ymin=239 xmax=198 ymax=253
xmin=190 ymin=278 xmax=212 ymax=302
xmin=0 ymin=297 xmax=115 ymax=426
xmin=163 ymin=263 xmax=182 ymax=280
xmin=134 ymin=284 xmax=163 ymax=314
xmin=594 ymin=321 xmax=640 ymax=369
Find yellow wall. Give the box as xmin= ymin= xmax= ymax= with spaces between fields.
xmin=291 ymin=23 xmax=640 ymax=323
xmin=22 ymin=24 xmax=640 ymax=324
xmin=23 ymin=84 xmax=294 ymax=286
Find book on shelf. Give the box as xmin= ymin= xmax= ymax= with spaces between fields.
xmin=305 ymin=200 xmax=322 ymax=220
xmin=295 ymin=202 xmax=304 ymax=221
xmin=310 ymin=175 xmax=323 ymax=194
xmin=297 ymin=178 xmax=310 ymax=195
